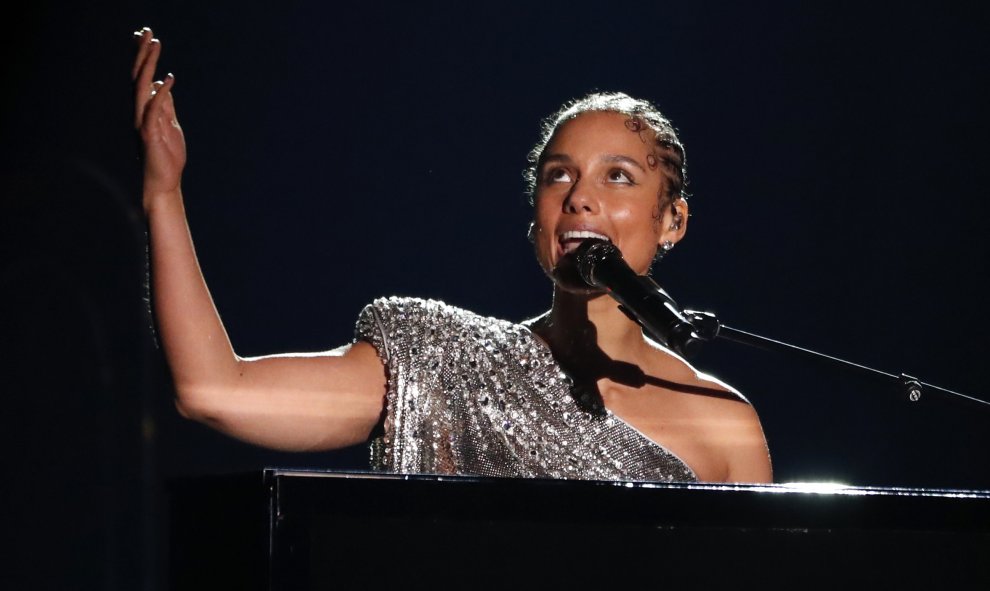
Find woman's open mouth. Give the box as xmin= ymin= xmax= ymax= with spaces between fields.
xmin=558 ymin=230 xmax=611 ymax=255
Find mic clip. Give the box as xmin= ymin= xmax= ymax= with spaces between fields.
xmin=619 ymin=305 xmax=718 ymax=336
xmin=683 ymin=309 xmax=721 ymax=341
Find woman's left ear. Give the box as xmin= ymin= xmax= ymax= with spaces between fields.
xmin=660 ymin=197 xmax=689 ymax=246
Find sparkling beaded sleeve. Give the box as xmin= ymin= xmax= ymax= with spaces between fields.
xmin=354 ymin=296 xmax=697 ymax=482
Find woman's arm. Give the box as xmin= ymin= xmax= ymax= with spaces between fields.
xmin=134 ymin=27 xmax=385 ymax=452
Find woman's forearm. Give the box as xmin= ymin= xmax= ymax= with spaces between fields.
xmin=146 ymin=190 xmax=241 ymax=413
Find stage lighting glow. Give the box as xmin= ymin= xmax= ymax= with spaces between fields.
xmin=779 ymin=481 xmax=851 ymax=494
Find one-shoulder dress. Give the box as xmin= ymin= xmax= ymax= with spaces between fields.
xmin=354 ymin=297 xmax=697 ymax=483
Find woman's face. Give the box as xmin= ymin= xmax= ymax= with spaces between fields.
xmin=532 ymin=111 xmax=687 ymax=290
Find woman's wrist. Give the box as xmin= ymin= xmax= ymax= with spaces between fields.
xmin=143 ymin=187 xmax=184 ymax=217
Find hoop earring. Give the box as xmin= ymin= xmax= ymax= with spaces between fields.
xmin=527 ymin=222 xmax=536 ymax=243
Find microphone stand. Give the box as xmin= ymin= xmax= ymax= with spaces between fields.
xmin=679 ymin=309 xmax=990 ymax=413
xmin=572 ymin=238 xmax=988 ymax=412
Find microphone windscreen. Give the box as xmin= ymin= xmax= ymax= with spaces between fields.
xmin=575 ymin=239 xmax=620 ymax=288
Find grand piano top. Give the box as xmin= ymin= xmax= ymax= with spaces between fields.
xmin=166 ymin=468 xmax=990 ymax=588
xmin=171 ymin=467 xmax=990 ymax=534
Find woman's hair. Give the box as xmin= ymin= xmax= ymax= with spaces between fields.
xmin=523 ymin=91 xmax=688 ymax=205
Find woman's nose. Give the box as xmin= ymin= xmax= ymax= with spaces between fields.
xmin=563 ymin=179 xmax=600 ymax=214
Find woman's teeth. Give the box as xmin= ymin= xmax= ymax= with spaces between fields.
xmin=559 ymin=230 xmax=610 ymax=254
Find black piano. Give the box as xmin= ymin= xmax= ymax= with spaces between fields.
xmin=167 ymin=469 xmax=990 ymax=589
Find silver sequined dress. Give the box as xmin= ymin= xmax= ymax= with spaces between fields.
xmin=354 ymin=297 xmax=698 ymax=482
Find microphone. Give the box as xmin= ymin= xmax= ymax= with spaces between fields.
xmin=574 ymin=239 xmax=705 ymax=358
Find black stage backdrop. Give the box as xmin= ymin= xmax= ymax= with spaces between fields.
xmin=2 ymin=2 xmax=988 ymax=588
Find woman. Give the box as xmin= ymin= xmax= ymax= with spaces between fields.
xmin=134 ymin=27 xmax=772 ymax=483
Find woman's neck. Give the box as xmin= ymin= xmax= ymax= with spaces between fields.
xmin=535 ymin=287 xmax=649 ymax=363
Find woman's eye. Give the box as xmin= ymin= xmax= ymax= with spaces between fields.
xmin=546 ymin=168 xmax=572 ymax=183
xmin=607 ymin=169 xmax=633 ymax=184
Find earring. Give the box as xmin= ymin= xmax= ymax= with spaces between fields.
xmin=654 ymin=240 xmax=674 ymax=263
xmin=526 ymin=222 xmax=536 ymax=243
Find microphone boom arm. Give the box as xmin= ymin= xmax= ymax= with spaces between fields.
xmin=682 ymin=309 xmax=990 ymax=412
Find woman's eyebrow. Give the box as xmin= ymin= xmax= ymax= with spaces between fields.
xmin=540 ymin=154 xmax=572 ymax=167
xmin=540 ymin=153 xmax=646 ymax=172
xmin=601 ymin=154 xmax=646 ymax=172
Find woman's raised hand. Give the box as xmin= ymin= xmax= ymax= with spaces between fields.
xmin=133 ymin=27 xmax=186 ymax=211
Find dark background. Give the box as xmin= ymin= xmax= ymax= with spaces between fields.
xmin=2 ymin=1 xmax=988 ymax=588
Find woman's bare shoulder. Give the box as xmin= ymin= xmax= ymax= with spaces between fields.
xmin=641 ymin=337 xmax=772 ymax=483
xmin=644 ymin=338 xmax=754 ymax=407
